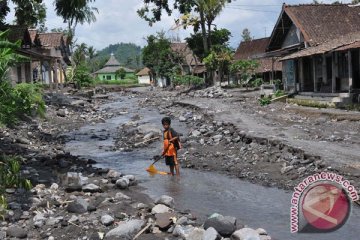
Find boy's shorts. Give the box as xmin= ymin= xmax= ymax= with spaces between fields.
xmin=165 ymin=156 xmax=178 ymax=166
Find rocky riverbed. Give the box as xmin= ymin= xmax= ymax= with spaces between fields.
xmin=0 ymin=87 xmax=274 ymax=240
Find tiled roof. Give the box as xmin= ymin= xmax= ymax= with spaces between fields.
xmin=105 ymin=54 xmax=121 ymax=67
xmin=234 ymin=38 xmax=270 ymax=60
xmin=94 ymin=66 xmax=134 ymax=74
xmin=0 ymin=25 xmax=30 ymax=44
xmin=285 ymin=4 xmax=360 ymax=46
xmin=234 ymin=38 xmax=282 ymax=72
xmin=171 ymin=42 xmax=202 ymax=66
xmin=136 ymin=67 xmax=151 ymax=76
xmin=38 ymin=32 xmax=64 ymax=48
xmin=281 ymin=31 xmax=360 ymax=61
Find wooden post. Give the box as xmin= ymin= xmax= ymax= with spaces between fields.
xmin=299 ymin=58 xmax=304 ymax=92
xmin=313 ymin=57 xmax=317 ymax=92
xmin=48 ymin=60 xmax=53 ymax=89
xmin=21 ymin=63 xmax=26 ymax=83
xmin=29 ymin=59 xmax=33 ymax=83
xmin=53 ymin=60 xmax=59 ymax=89
xmin=348 ymin=50 xmax=353 ymax=92
xmin=322 ymin=54 xmax=327 ymax=89
xmin=332 ymin=52 xmax=338 ymax=93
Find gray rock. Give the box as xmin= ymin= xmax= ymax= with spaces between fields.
xmin=177 ymin=216 xmax=189 ymax=225
xmin=231 ymin=228 xmax=260 ymax=240
xmin=106 ymin=170 xmax=121 ymax=179
xmin=255 ymin=228 xmax=267 ymax=236
xmin=6 ymin=226 xmax=27 ymax=239
xmin=101 ymin=214 xmax=115 ymax=226
xmin=192 ymin=130 xmax=201 ymax=137
xmin=16 ymin=137 xmax=30 ymax=145
xmin=0 ymin=231 xmax=6 ymax=240
xmin=179 ymin=116 xmax=187 ymax=122
xmin=151 ymin=204 xmax=170 ymax=214
xmin=155 ymin=212 xmax=176 ymax=229
xmin=203 ymin=227 xmax=221 ymax=240
xmin=83 ymin=183 xmax=101 ymax=193
xmin=67 ymin=198 xmax=89 ymax=213
xmin=116 ymin=178 xmax=129 ymax=189
xmin=57 ymin=109 xmax=68 ymax=117
xmin=105 ymin=219 xmax=145 ymax=239
xmin=115 ymin=192 xmax=131 ymax=200
xmin=123 ymin=175 xmax=137 ymax=186
xmin=46 ymin=217 xmax=62 ymax=226
xmin=69 ymin=215 xmax=79 ymax=223
xmin=173 ymin=225 xmax=195 ymax=238
xmin=33 ymin=213 xmax=46 ymax=228
xmin=204 ymin=213 xmax=236 ymax=237
xmin=64 ymin=172 xmax=88 ymax=191
xmin=187 ymin=228 xmax=205 ymax=240
xmin=212 ymin=135 xmax=223 ymax=140
xmin=155 ymin=195 xmax=174 ymax=208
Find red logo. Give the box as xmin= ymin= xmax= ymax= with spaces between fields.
xmin=301 ymin=183 xmax=351 ymax=232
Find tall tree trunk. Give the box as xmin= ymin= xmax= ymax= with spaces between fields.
xmin=199 ymin=11 xmax=208 ymax=55
xmin=207 ymin=21 xmax=212 ymax=49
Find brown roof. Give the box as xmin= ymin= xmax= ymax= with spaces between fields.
xmin=281 ymin=31 xmax=360 ymax=61
xmin=171 ymin=42 xmax=202 ymax=66
xmin=37 ymin=33 xmax=64 ymax=48
xmin=0 ymin=25 xmax=31 ymax=45
xmin=269 ymin=4 xmax=360 ymax=51
xmin=234 ymin=38 xmax=282 ymax=72
xmin=136 ymin=67 xmax=151 ymax=76
xmin=234 ymin=38 xmax=270 ymax=60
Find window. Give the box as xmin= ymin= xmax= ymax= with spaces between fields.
xmin=106 ymin=75 xmax=111 ymax=80
xmin=103 ymin=76 xmax=105 ymax=79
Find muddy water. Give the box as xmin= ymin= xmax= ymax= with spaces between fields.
xmin=65 ymin=95 xmax=360 ymax=240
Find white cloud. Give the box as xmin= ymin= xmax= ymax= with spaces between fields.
xmin=5 ymin=0 xmax=354 ymax=50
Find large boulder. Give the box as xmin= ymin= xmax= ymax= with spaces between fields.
xmin=151 ymin=204 xmax=170 ymax=214
xmin=203 ymin=227 xmax=221 ymax=240
xmin=105 ymin=219 xmax=145 ymax=239
xmin=116 ymin=178 xmax=129 ymax=189
xmin=203 ymin=213 xmax=236 ymax=237
xmin=187 ymin=228 xmax=205 ymax=240
xmin=155 ymin=195 xmax=174 ymax=208
xmin=172 ymin=225 xmax=195 ymax=238
xmin=101 ymin=214 xmax=115 ymax=226
xmin=155 ymin=212 xmax=176 ymax=229
xmin=67 ymin=198 xmax=89 ymax=214
xmin=83 ymin=183 xmax=101 ymax=193
xmin=6 ymin=226 xmax=27 ymax=239
xmin=64 ymin=172 xmax=88 ymax=192
xmin=231 ymin=228 xmax=260 ymax=240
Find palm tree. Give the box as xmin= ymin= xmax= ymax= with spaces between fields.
xmin=54 ymin=0 xmax=98 ymax=46
xmin=87 ymin=46 xmax=96 ymax=60
xmin=72 ymin=42 xmax=88 ymax=66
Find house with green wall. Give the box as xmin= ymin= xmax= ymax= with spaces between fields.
xmin=94 ymin=53 xmax=135 ymax=80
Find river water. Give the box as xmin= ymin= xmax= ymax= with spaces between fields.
xmin=65 ymin=95 xmax=360 ymax=240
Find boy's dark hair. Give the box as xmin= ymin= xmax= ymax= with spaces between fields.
xmin=161 ymin=117 xmax=171 ymax=125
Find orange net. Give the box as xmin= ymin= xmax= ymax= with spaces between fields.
xmin=146 ymin=164 xmax=168 ymax=175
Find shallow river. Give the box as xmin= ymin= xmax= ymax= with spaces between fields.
xmin=65 ymin=95 xmax=360 ymax=240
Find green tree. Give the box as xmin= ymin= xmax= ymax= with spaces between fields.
xmin=54 ymin=0 xmax=98 ymax=46
xmin=203 ymin=46 xmax=232 ymax=85
xmin=230 ymin=59 xmax=260 ymax=88
xmin=115 ymin=68 xmax=126 ymax=80
xmin=142 ymin=32 xmax=176 ymax=84
xmin=87 ymin=46 xmax=96 ymax=59
xmin=241 ymin=28 xmax=252 ymax=42
xmin=352 ymin=0 xmax=360 ymax=3
xmin=186 ymin=28 xmax=231 ymax=60
xmin=138 ymin=0 xmax=231 ymax=59
xmin=0 ymin=0 xmax=46 ymax=27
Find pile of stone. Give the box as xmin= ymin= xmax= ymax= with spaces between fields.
xmin=188 ymin=87 xmax=233 ymax=98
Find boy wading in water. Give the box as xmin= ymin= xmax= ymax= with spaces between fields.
xmin=161 ymin=117 xmax=180 ymax=176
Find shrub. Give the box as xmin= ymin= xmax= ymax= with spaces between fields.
xmin=258 ymin=96 xmax=272 ymax=106
xmin=0 ymin=155 xmax=32 ymax=219
xmin=251 ymin=78 xmax=263 ymax=87
xmin=73 ymin=64 xmax=94 ymax=88
xmin=172 ymin=75 xmax=205 ymax=87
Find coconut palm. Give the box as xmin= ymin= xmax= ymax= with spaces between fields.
xmin=54 ymin=0 xmax=98 ymax=46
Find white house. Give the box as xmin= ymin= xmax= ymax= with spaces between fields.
xmin=136 ymin=67 xmax=151 ymax=84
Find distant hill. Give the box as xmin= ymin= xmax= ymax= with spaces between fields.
xmin=90 ymin=43 xmax=143 ymax=73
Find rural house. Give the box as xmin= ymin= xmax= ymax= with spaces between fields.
xmin=1 ymin=25 xmax=71 ymax=87
xmin=94 ymin=54 xmax=135 ymax=81
xmin=234 ymin=37 xmax=282 ymax=82
xmin=266 ymin=3 xmax=360 ymax=104
xmin=136 ymin=67 xmax=151 ymax=85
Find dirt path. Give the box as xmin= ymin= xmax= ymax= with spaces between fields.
xmin=178 ymin=97 xmax=360 ymax=169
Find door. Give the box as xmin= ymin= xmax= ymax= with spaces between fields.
xmin=352 ymin=50 xmax=360 ymax=89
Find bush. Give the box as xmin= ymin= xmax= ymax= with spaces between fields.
xmin=0 ymin=82 xmax=45 ymax=125
xmin=274 ymin=90 xmax=286 ymax=98
xmin=258 ymin=96 xmax=272 ymax=106
xmin=172 ymin=75 xmax=205 ymax=87
xmin=0 ymin=155 xmax=32 ymax=219
xmin=72 ymin=64 xmax=94 ymax=88
xmin=250 ymin=78 xmax=263 ymax=87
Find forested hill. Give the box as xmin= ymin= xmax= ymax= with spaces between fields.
xmin=92 ymin=43 xmax=143 ymax=71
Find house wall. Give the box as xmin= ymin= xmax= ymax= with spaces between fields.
xmin=138 ymin=75 xmax=150 ymax=84
xmin=98 ymin=72 xmax=136 ymax=81
xmin=282 ymin=24 xmax=302 ymax=48
xmin=283 ymin=60 xmax=296 ymax=92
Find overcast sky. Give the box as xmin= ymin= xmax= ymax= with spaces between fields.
xmin=6 ymin=0 xmax=353 ymax=51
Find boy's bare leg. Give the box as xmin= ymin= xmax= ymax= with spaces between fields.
xmin=169 ymin=166 xmax=175 ymax=176
xmin=175 ymin=164 xmax=180 ymax=176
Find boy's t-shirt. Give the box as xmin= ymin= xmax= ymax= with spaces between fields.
xmin=163 ymin=128 xmax=179 ymax=156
